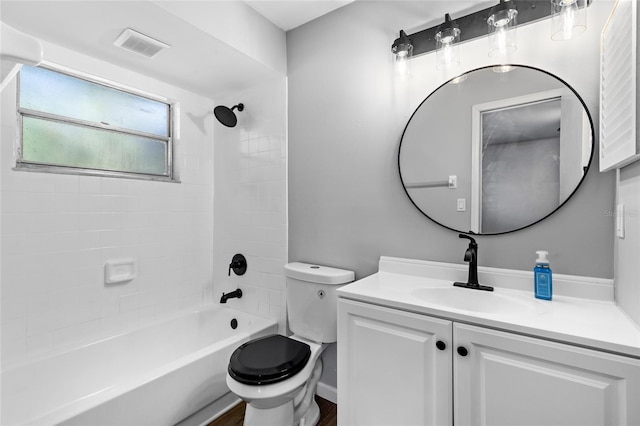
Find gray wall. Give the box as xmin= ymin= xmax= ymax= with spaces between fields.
xmin=617 ymin=155 xmax=640 ymax=325
xmin=287 ymin=0 xmax=616 ymax=281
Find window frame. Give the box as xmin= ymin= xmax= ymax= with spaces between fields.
xmin=15 ymin=64 xmax=177 ymax=182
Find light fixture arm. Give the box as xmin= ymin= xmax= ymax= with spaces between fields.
xmin=491 ymin=0 xmax=517 ymax=17
xmin=438 ymin=13 xmax=459 ymax=34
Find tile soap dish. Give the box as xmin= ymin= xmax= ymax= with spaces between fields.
xmin=105 ymin=259 xmax=137 ymax=284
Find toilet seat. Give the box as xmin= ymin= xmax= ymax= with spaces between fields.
xmin=226 ymin=336 xmax=325 ymax=408
xmin=228 ymin=334 xmax=311 ymax=385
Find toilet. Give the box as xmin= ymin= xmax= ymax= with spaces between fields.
xmin=226 ymin=262 xmax=354 ymax=426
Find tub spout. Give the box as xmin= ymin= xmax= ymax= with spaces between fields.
xmin=220 ymin=289 xmax=243 ymax=303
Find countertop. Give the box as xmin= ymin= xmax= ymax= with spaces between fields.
xmin=337 ymin=256 xmax=640 ymax=358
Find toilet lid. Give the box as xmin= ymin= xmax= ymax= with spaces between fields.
xmin=228 ymin=334 xmax=311 ymax=385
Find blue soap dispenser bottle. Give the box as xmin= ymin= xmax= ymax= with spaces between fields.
xmin=534 ymin=251 xmax=552 ymax=300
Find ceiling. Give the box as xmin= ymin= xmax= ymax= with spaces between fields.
xmin=0 ymin=1 xmax=486 ymax=99
xmin=0 ymin=0 xmax=355 ymax=99
xmin=245 ymin=1 xmax=355 ymax=31
xmin=1 ymin=1 xmax=281 ymax=98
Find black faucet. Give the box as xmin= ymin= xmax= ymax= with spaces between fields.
xmin=220 ymin=289 xmax=243 ymax=303
xmin=453 ymin=234 xmax=493 ymax=292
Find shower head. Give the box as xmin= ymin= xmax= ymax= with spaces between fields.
xmin=214 ymin=103 xmax=244 ymax=128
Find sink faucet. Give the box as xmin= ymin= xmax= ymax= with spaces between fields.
xmin=453 ymin=234 xmax=493 ymax=292
xmin=220 ymin=288 xmax=243 ymax=303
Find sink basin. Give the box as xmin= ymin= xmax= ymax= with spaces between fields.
xmin=411 ymin=286 xmax=536 ymax=315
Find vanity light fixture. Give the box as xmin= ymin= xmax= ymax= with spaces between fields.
xmin=390 ymin=0 xmax=592 ymax=66
xmin=550 ymin=0 xmax=588 ymax=41
xmin=487 ymin=0 xmax=518 ymax=58
xmin=391 ymin=30 xmax=413 ymax=78
xmin=435 ymin=14 xmax=461 ymax=69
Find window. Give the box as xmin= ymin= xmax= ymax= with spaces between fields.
xmin=17 ymin=65 xmax=174 ymax=180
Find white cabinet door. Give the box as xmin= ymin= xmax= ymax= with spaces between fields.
xmin=337 ymin=299 xmax=452 ymax=426
xmin=454 ymin=323 xmax=640 ymax=426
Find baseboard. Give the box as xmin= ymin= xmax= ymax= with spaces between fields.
xmin=316 ymin=381 xmax=337 ymax=404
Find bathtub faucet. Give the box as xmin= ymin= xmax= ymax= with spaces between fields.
xmin=228 ymin=254 xmax=247 ymax=276
xmin=220 ymin=289 xmax=243 ymax=303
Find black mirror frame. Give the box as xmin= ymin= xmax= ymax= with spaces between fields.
xmin=397 ymin=64 xmax=595 ymax=236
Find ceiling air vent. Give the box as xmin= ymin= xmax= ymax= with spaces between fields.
xmin=113 ymin=28 xmax=170 ymax=58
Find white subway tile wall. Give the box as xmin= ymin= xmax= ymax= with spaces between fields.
xmin=1 ymin=48 xmax=215 ymax=364
xmin=213 ymin=78 xmax=288 ymax=333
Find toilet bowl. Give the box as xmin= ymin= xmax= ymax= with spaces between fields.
xmin=227 ymin=335 xmax=326 ymax=425
xmin=225 ymin=262 xmax=354 ymax=426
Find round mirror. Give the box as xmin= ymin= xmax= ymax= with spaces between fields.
xmin=398 ymin=65 xmax=593 ymax=235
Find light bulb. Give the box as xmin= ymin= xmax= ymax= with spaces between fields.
xmin=561 ymin=0 xmax=577 ymax=39
xmin=435 ymin=14 xmax=461 ymax=70
xmin=551 ymin=0 xmax=586 ymax=41
xmin=391 ymin=30 xmax=413 ymax=79
xmin=487 ymin=4 xmax=518 ymax=58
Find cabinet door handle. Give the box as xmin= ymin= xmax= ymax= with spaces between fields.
xmin=436 ymin=340 xmax=447 ymax=351
xmin=457 ymin=346 xmax=469 ymax=357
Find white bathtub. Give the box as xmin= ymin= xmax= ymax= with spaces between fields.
xmin=1 ymin=305 xmax=277 ymax=425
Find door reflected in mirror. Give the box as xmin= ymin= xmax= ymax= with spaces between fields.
xmin=399 ymin=65 xmax=593 ymax=235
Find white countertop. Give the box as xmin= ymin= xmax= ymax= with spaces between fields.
xmin=337 ymin=257 xmax=640 ymax=358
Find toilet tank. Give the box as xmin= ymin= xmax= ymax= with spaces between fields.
xmin=285 ymin=262 xmax=355 ymax=343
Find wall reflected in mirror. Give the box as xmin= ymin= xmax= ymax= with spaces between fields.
xmin=398 ymin=65 xmax=593 ymax=235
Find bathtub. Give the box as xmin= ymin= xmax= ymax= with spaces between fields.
xmin=1 ymin=305 xmax=277 ymax=425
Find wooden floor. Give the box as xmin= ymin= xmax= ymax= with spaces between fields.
xmin=207 ymin=395 xmax=337 ymax=426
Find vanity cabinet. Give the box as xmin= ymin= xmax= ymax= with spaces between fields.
xmin=338 ymin=298 xmax=640 ymax=426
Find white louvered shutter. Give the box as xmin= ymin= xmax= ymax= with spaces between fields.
xmin=600 ymin=0 xmax=640 ymax=172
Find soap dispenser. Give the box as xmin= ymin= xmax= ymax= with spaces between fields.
xmin=534 ymin=251 xmax=552 ymax=300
